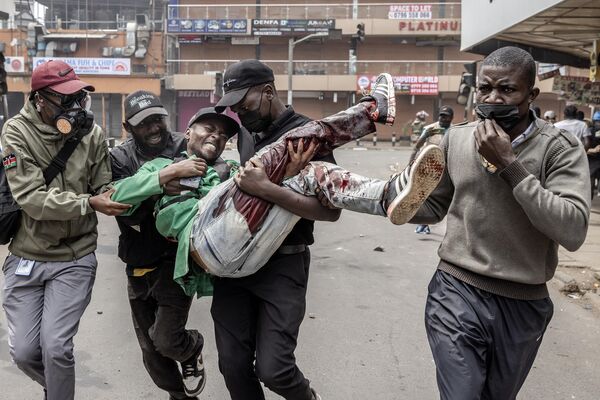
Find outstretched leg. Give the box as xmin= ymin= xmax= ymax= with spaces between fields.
xmin=214 ymin=73 xmax=396 ymax=234
xmin=284 ymin=144 xmax=445 ymax=224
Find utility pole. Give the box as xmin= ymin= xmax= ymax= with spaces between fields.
xmin=287 ymin=31 xmax=328 ymax=105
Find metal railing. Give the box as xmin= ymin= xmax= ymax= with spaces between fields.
xmin=167 ymin=2 xmax=461 ymax=20
xmin=166 ymin=59 xmax=470 ymax=76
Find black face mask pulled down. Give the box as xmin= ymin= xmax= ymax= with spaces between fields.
xmin=475 ymin=104 xmax=521 ymax=132
xmin=239 ymin=93 xmax=272 ymax=133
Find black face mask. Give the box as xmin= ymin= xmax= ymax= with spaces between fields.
xmin=475 ymin=104 xmax=521 ymax=132
xmin=239 ymin=93 xmax=272 ymax=133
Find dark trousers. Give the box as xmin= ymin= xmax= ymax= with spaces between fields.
xmin=425 ymin=270 xmax=553 ymax=400
xmin=128 ymin=262 xmax=203 ymax=400
xmin=211 ymin=249 xmax=313 ymax=400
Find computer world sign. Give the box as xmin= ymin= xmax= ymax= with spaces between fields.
xmin=357 ymin=75 xmax=439 ymax=95
xmin=33 ymin=57 xmax=131 ymax=76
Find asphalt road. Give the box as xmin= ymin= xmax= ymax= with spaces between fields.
xmin=0 ymin=146 xmax=599 ymax=400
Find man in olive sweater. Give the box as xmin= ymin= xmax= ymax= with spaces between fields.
xmin=411 ymin=47 xmax=590 ymax=399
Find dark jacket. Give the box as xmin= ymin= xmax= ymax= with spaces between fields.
xmin=109 ymin=132 xmax=186 ymax=270
xmin=237 ymin=106 xmax=335 ymax=246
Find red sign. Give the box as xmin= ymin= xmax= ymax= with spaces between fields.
xmin=398 ymin=20 xmax=459 ymax=32
xmin=357 ymin=75 xmax=438 ymax=95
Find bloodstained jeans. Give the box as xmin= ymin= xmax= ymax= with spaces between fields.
xmin=190 ymin=102 xmax=388 ymax=277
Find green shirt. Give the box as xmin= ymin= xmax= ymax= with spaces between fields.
xmin=112 ymin=154 xmax=239 ymax=297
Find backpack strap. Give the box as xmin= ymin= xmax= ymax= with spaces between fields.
xmin=156 ymin=192 xmax=197 ymax=212
xmin=12 ymin=113 xmax=89 ymax=186
xmin=42 ymin=135 xmax=83 ymax=185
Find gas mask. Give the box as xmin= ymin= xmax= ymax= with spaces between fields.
xmin=475 ymin=104 xmax=521 ymax=132
xmin=40 ymin=92 xmax=94 ymax=136
xmin=238 ymin=92 xmax=272 ymax=133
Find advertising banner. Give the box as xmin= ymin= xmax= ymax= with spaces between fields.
xmin=552 ymin=75 xmax=600 ymax=106
xmin=4 ymin=56 xmax=25 ymax=73
xmin=167 ymin=19 xmax=248 ymax=34
xmin=251 ymin=19 xmax=335 ymax=36
xmin=388 ymin=4 xmax=433 ymax=19
xmin=357 ymin=75 xmax=439 ymax=95
xmin=33 ymin=57 xmax=131 ymax=75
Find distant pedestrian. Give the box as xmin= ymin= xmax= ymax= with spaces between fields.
xmin=587 ymin=111 xmax=600 ymax=199
xmin=543 ymin=110 xmax=556 ymax=124
xmin=555 ymin=105 xmax=591 ymax=148
xmin=410 ymin=105 xmax=454 ymax=234
xmin=413 ymin=46 xmax=590 ymax=400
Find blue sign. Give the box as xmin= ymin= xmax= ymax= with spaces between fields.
xmin=167 ymin=19 xmax=247 ymax=34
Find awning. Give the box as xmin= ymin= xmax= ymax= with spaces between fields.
xmin=462 ymin=0 xmax=599 ymax=67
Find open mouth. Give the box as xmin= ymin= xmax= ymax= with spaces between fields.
xmin=203 ymin=142 xmax=217 ymax=152
xmin=146 ymin=134 xmax=163 ymax=145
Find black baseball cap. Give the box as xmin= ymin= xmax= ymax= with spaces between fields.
xmin=215 ymin=60 xmax=275 ymax=113
xmin=188 ymin=107 xmax=240 ymax=138
xmin=124 ymin=90 xmax=169 ymax=127
xmin=439 ymin=105 xmax=454 ymax=117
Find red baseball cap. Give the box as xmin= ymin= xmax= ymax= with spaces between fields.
xmin=31 ymin=60 xmax=95 ymax=94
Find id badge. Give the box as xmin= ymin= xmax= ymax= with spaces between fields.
xmin=15 ymin=258 xmax=35 ymax=276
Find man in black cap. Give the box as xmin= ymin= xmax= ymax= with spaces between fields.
xmin=208 ymin=60 xmax=410 ymax=400
xmin=210 ymin=59 xmax=342 ymax=400
xmin=409 ymin=105 xmax=454 ymax=234
xmin=110 ymin=90 xmax=204 ymax=400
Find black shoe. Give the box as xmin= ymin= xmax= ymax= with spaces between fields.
xmin=361 ymin=73 xmax=395 ymax=126
xmin=181 ymin=350 xmax=206 ymax=397
xmin=383 ymin=144 xmax=445 ymax=225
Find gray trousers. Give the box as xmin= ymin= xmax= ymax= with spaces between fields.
xmin=2 ymin=253 xmax=96 ymax=400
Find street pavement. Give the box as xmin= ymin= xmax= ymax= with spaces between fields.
xmin=0 ymin=146 xmax=599 ymax=399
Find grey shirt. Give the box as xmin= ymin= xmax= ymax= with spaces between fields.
xmin=413 ymin=116 xmax=590 ymax=299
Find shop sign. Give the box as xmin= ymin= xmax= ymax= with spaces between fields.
xmin=553 ymin=76 xmax=600 ymax=106
xmin=389 ymin=4 xmax=433 ymax=19
xmin=537 ymin=63 xmax=563 ymax=81
xmin=178 ymin=35 xmax=202 ymax=44
xmin=4 ymin=56 xmax=25 ymax=73
xmin=357 ymin=75 xmax=438 ymax=95
xmin=167 ymin=19 xmax=248 ymax=34
xmin=398 ymin=19 xmax=460 ymax=33
xmin=33 ymin=57 xmax=130 ymax=75
xmin=252 ymin=19 xmax=334 ymax=36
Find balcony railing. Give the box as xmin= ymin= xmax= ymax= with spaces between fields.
xmin=166 ymin=59 xmax=469 ymax=76
xmin=168 ymin=2 xmax=461 ymax=20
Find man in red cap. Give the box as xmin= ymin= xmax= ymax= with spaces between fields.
xmin=1 ymin=60 xmax=129 ymax=400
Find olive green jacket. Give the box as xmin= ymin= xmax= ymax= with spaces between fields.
xmin=1 ymin=100 xmax=112 ymax=261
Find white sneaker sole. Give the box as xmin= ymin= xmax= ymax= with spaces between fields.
xmin=380 ymin=72 xmax=395 ymax=126
xmin=387 ymin=145 xmax=445 ymax=225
